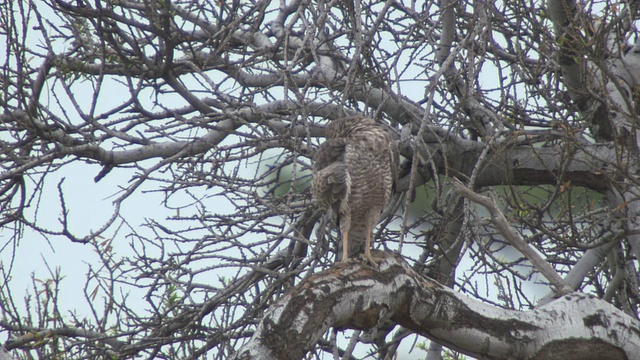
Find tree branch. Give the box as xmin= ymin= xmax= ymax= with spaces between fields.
xmin=234 ymin=251 xmax=639 ymax=360
xmin=451 ymin=179 xmax=574 ymax=295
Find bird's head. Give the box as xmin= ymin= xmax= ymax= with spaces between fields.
xmin=326 ymin=116 xmax=377 ymax=139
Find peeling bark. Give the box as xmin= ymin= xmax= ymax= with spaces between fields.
xmin=234 ymin=251 xmax=640 ymax=360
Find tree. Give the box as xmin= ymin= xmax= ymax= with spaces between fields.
xmin=1 ymin=0 xmax=640 ymax=359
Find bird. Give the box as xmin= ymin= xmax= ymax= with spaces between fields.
xmin=312 ymin=116 xmax=399 ymax=264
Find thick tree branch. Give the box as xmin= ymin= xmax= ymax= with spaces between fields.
xmin=397 ymin=128 xmax=613 ymax=193
xmin=234 ymin=251 xmax=640 ymax=360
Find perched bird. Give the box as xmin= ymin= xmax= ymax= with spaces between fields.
xmin=312 ymin=116 xmax=399 ymax=264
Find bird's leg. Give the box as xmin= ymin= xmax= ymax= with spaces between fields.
xmin=341 ymin=231 xmax=350 ymax=262
xmin=339 ymin=213 xmax=351 ymax=262
xmin=364 ymin=230 xmax=381 ymax=266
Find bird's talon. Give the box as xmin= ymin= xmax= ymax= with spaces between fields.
xmin=363 ymin=254 xmax=382 ymax=266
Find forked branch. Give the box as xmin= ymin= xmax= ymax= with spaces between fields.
xmin=452 ymin=179 xmax=573 ymax=296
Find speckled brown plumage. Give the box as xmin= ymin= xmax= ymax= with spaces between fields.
xmin=312 ymin=116 xmax=399 ymax=263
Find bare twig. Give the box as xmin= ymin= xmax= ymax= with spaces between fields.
xmin=452 ymin=178 xmax=573 ymax=296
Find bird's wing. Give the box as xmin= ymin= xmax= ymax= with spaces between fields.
xmin=313 ymin=139 xmax=347 ymax=171
xmin=312 ymin=162 xmax=349 ymax=210
xmin=312 ymin=139 xmax=350 ymax=210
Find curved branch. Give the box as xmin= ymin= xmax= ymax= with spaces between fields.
xmin=235 ymin=251 xmax=640 ymax=360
